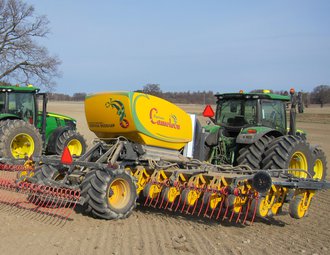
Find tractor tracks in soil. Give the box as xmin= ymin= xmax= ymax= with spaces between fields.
xmin=0 ymin=190 xmax=329 ymax=255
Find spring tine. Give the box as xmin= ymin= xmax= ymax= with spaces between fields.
xmin=222 ymin=199 xmax=229 ymax=221
xmin=158 ymin=188 xmax=166 ymax=209
xmin=201 ymin=193 xmax=210 ymax=217
xmin=229 ymin=207 xmax=236 ymax=222
xmin=148 ymin=194 xmax=154 ymax=207
xmin=216 ymin=197 xmax=225 ymax=220
xmin=143 ymin=194 xmax=150 ymax=206
xmin=191 ymin=195 xmax=199 ymax=215
xmin=50 ymin=191 xmax=67 ymax=224
xmin=250 ymin=197 xmax=259 ymax=225
xmin=179 ymin=194 xmax=186 ymax=213
xmin=235 ymin=206 xmax=243 ymax=223
xmin=152 ymin=187 xmax=162 ymax=208
xmin=174 ymin=192 xmax=182 ymax=212
xmin=63 ymin=190 xmax=80 ymax=222
xmin=243 ymin=198 xmax=252 ymax=225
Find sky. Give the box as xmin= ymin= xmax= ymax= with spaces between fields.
xmin=27 ymin=0 xmax=330 ymax=95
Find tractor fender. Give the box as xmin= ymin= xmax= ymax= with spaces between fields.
xmin=0 ymin=114 xmax=21 ymax=121
xmin=236 ymin=127 xmax=283 ymax=145
xmin=46 ymin=126 xmax=73 ymax=154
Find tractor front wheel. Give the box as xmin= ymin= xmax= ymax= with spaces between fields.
xmin=56 ymin=130 xmax=86 ymax=157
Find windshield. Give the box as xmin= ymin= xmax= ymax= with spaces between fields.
xmin=216 ymin=99 xmax=257 ymax=126
xmin=8 ymin=92 xmax=35 ymax=122
xmin=261 ymin=100 xmax=286 ymax=130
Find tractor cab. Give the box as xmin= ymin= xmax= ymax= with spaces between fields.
xmin=213 ymin=92 xmax=289 ymax=137
xmin=0 ymin=85 xmax=38 ymax=124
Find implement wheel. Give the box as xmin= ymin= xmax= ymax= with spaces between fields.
xmin=88 ymin=168 xmax=137 ymax=219
xmin=31 ymin=164 xmax=65 ymax=184
xmin=237 ymin=135 xmax=273 ymax=169
xmin=79 ymin=169 xmax=97 ymax=214
xmin=0 ymin=119 xmax=42 ymax=159
xmin=56 ymin=130 xmax=86 ymax=157
xmin=289 ymin=195 xmax=307 ymax=219
xmin=262 ymin=135 xmax=313 ymax=178
xmin=311 ymin=147 xmax=327 ymax=181
xmin=250 ymin=197 xmax=270 ymax=218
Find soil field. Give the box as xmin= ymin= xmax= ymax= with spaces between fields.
xmin=0 ymin=102 xmax=329 ymax=255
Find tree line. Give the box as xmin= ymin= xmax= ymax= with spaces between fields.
xmin=44 ymin=84 xmax=330 ymax=107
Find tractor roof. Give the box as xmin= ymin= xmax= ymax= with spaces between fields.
xmin=0 ymin=85 xmax=40 ymax=93
xmin=215 ymin=92 xmax=290 ymax=101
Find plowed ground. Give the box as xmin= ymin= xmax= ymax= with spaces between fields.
xmin=0 ymin=102 xmax=329 ymax=255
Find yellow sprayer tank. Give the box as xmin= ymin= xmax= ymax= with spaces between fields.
xmin=85 ymin=91 xmax=192 ymax=150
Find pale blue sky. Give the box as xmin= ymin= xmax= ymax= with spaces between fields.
xmin=27 ymin=0 xmax=330 ymax=95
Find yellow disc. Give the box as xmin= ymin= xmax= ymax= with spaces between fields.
xmin=67 ymin=139 xmax=83 ymax=156
xmin=313 ymin=158 xmax=324 ymax=180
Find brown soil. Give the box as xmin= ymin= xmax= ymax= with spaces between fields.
xmin=0 ymin=102 xmax=329 ymax=255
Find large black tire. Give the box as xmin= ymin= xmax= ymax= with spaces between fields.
xmin=0 ymin=119 xmax=42 ymax=159
xmin=79 ymin=169 xmax=97 ymax=214
xmin=88 ymin=168 xmax=137 ymax=219
xmin=55 ymin=130 xmax=87 ymax=157
xmin=30 ymin=164 xmax=64 ymax=184
xmin=311 ymin=147 xmax=327 ymax=181
xmin=236 ymin=135 xmax=273 ymax=170
xmin=262 ymin=135 xmax=313 ymax=177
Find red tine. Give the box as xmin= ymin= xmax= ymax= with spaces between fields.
xmin=235 ymin=205 xmax=243 ymax=223
xmin=243 ymin=198 xmax=252 ymax=225
xmin=200 ymin=192 xmax=210 ymax=217
xmin=63 ymin=189 xmax=80 ymax=221
xmin=152 ymin=185 xmax=162 ymax=208
xmin=250 ymin=197 xmax=259 ymax=225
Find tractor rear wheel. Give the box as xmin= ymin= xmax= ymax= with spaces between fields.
xmin=56 ymin=130 xmax=86 ymax=157
xmin=262 ymin=135 xmax=313 ymax=178
xmin=88 ymin=168 xmax=137 ymax=219
xmin=0 ymin=119 xmax=42 ymax=159
xmin=311 ymin=147 xmax=327 ymax=181
xmin=237 ymin=135 xmax=273 ymax=170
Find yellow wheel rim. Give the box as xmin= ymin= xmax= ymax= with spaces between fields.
xmin=313 ymin=159 xmax=323 ymax=180
xmin=258 ymin=198 xmax=270 ymax=217
xmin=10 ymin=133 xmax=35 ymax=158
xmin=296 ymin=198 xmax=306 ymax=218
xmin=108 ymin=178 xmax=129 ymax=210
xmin=289 ymin=151 xmax=308 ymax=178
xmin=185 ymin=190 xmax=199 ymax=206
xmin=67 ymin=139 xmax=83 ymax=156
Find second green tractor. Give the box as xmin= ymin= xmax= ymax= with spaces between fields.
xmin=202 ymin=89 xmax=327 ymax=181
xmin=0 ymin=85 xmax=86 ymax=160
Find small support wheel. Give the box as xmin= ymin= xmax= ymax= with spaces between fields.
xmin=226 ymin=194 xmax=241 ymax=214
xmin=289 ymin=195 xmax=308 ymax=219
xmin=250 ymin=197 xmax=270 ymax=218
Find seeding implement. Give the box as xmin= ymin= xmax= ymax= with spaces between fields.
xmin=0 ymin=90 xmax=329 ymax=224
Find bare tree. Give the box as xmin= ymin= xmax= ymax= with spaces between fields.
xmin=142 ymin=84 xmax=162 ymax=96
xmin=310 ymin=85 xmax=330 ymax=107
xmin=0 ymin=0 xmax=60 ymax=89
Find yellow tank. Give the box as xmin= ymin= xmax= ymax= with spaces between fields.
xmin=85 ymin=91 xmax=192 ymax=150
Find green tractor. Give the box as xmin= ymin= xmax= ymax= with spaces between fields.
xmin=202 ymin=89 xmax=327 ymax=181
xmin=0 ymin=85 xmax=87 ymax=159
